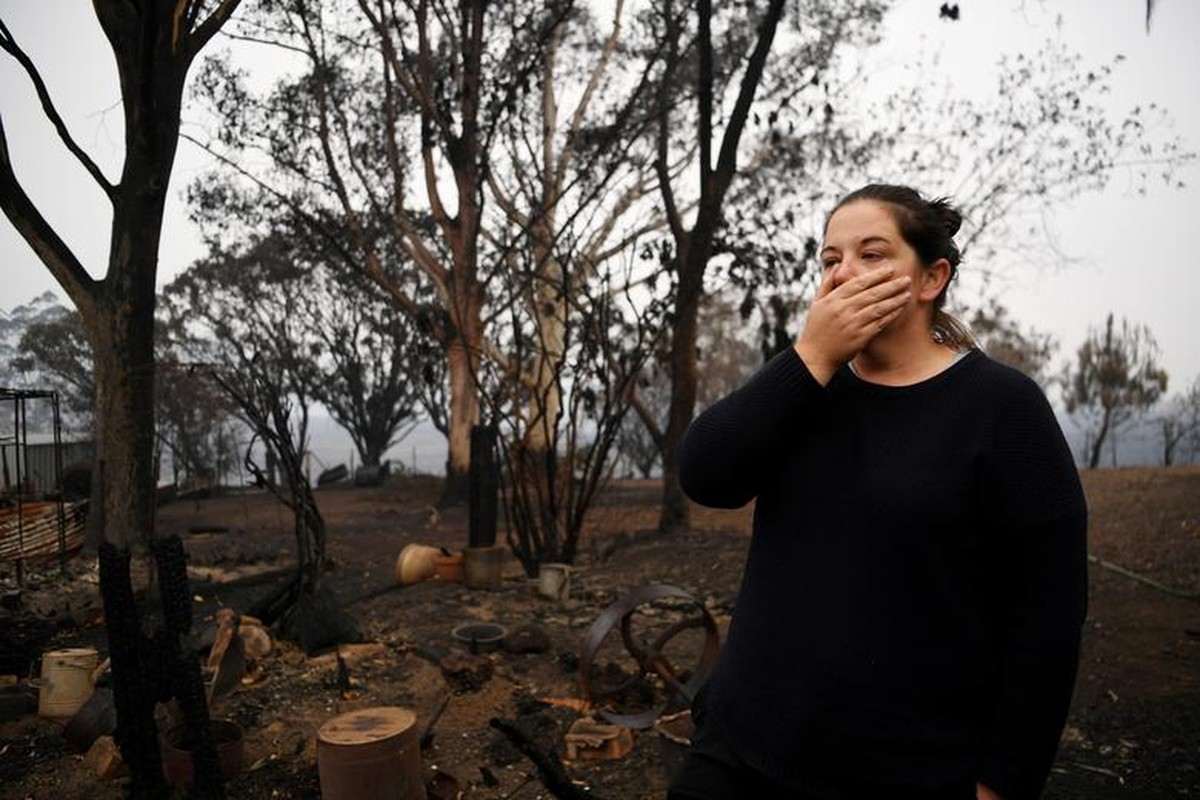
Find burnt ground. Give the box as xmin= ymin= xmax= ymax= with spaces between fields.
xmin=1 ymin=467 xmax=1198 ymax=799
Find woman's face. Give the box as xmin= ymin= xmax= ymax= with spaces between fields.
xmin=819 ymin=199 xmax=923 ymax=289
xmin=819 ymin=200 xmax=948 ymax=333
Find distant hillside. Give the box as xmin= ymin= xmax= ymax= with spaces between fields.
xmin=0 ymin=291 xmax=68 ymax=390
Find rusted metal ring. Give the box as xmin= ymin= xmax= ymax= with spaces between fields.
xmin=578 ymin=584 xmax=720 ymax=729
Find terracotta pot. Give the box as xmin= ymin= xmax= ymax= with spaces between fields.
xmin=433 ymin=552 xmax=464 ymax=582
xmin=161 ymin=719 xmax=245 ymax=788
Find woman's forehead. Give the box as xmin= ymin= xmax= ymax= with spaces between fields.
xmin=824 ymin=201 xmax=900 ymax=245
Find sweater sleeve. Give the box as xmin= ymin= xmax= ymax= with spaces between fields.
xmin=978 ymin=376 xmax=1089 ymax=800
xmin=678 ymin=347 xmax=826 ymax=509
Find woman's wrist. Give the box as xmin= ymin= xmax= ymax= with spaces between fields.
xmin=793 ymin=340 xmax=840 ymax=386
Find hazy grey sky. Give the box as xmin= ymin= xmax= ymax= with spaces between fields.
xmin=2 ymin=0 xmax=1198 ymax=394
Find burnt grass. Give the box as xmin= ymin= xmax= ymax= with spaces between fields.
xmin=1 ymin=467 xmax=1198 ymax=799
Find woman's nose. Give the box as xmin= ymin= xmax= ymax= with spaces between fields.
xmin=830 ymin=258 xmax=858 ymax=287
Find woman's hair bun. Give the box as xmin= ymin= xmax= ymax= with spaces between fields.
xmin=929 ymin=197 xmax=962 ymax=238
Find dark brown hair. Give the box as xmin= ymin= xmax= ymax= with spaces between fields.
xmin=829 ymin=184 xmax=976 ymax=349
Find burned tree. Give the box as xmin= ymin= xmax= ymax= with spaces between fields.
xmin=1064 ymin=314 xmax=1168 ymax=469
xmin=162 ymin=236 xmax=359 ymax=652
xmin=476 ymin=1 xmax=674 ymax=571
xmin=0 ymin=0 xmax=241 ymax=548
xmin=0 ymin=5 xmax=243 ymax=796
xmin=299 ymin=263 xmax=435 ymax=471
xmin=1156 ymin=377 xmax=1200 ymax=467
xmin=484 ymin=243 xmax=661 ymax=573
xmin=187 ymin=0 xmax=569 ymax=506
xmin=649 ymin=0 xmax=789 ymax=534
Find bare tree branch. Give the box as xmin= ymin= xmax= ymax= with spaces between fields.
xmin=216 ymin=29 xmax=310 ymax=56
xmin=713 ymin=0 xmax=785 ymax=185
xmin=697 ymin=0 xmax=714 ymax=191
xmin=0 ymin=17 xmax=116 ymax=199
xmin=185 ymin=0 xmax=245 ymax=61
xmin=179 ymin=131 xmax=443 ymax=336
xmin=555 ymin=0 xmax=624 ymax=192
xmin=656 ymin=2 xmax=685 ymax=248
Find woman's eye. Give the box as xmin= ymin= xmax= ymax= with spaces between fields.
xmin=821 ymin=259 xmax=838 ymax=270
xmin=862 ymin=251 xmax=883 ymax=261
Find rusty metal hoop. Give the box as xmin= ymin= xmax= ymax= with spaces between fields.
xmin=578 ymin=584 xmax=720 ymax=729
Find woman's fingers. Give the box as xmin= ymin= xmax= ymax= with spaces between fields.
xmin=828 ymin=266 xmax=897 ymax=296
xmin=862 ymin=284 xmax=912 ymax=325
xmin=795 ymin=267 xmax=914 ymax=382
xmin=822 ymin=273 xmax=911 ymax=332
xmin=835 ymin=271 xmax=911 ymax=312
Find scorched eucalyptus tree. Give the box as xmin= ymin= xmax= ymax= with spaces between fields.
xmin=162 ymin=234 xmax=346 ymax=646
xmin=0 ymin=0 xmax=241 ymax=545
xmin=1 ymin=7 xmax=243 ymax=794
xmin=188 ymin=0 xmax=570 ymax=505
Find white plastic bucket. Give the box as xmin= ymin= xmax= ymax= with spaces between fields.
xmin=538 ymin=563 xmax=572 ymax=601
xmin=35 ymin=647 xmax=102 ymax=719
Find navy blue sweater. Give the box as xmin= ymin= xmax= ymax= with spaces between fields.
xmin=679 ymin=348 xmax=1087 ymax=800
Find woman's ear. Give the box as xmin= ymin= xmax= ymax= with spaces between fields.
xmin=919 ymin=258 xmax=952 ymax=302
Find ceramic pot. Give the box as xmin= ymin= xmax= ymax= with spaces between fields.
xmin=161 ymin=719 xmax=245 ymax=788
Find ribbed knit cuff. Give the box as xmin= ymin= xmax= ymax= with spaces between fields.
xmin=758 ymin=346 xmax=827 ymax=399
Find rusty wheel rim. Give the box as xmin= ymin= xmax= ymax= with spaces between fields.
xmin=578 ymin=584 xmax=720 ymax=729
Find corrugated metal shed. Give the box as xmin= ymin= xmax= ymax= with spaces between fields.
xmin=0 ymin=438 xmax=94 ymax=496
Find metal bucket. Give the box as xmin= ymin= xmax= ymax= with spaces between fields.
xmin=451 ymin=622 xmax=507 ymax=654
xmin=35 ymin=647 xmax=102 ymax=719
xmin=462 ymin=545 xmax=504 ymax=590
xmin=317 ymin=706 xmax=425 ymax=799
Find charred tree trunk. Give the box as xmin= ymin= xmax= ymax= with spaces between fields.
xmin=231 ymin=396 xmax=328 ymax=628
xmin=658 ymin=254 xmax=705 ymax=535
xmin=1088 ymin=407 xmax=1113 ymax=469
xmin=98 ymin=543 xmax=167 ymax=800
xmin=282 ymin=445 xmax=326 ymax=597
xmin=0 ymin=3 xmax=242 ymax=795
xmin=359 ymin=434 xmax=387 ymax=468
xmin=469 ymin=424 xmax=500 ymax=549
xmin=653 ymin=0 xmax=785 ymax=534
xmin=265 ymin=398 xmax=326 ymax=595
xmin=86 ymin=253 xmax=162 ymax=551
xmin=440 ymin=297 xmax=484 ymax=508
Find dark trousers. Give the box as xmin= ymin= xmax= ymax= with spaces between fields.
xmin=668 ymin=687 xmax=976 ymax=800
xmin=667 ymin=684 xmax=822 ymax=800
xmin=667 ymin=719 xmax=821 ymax=799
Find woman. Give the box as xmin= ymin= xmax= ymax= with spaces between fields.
xmin=670 ymin=185 xmax=1087 ymax=800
